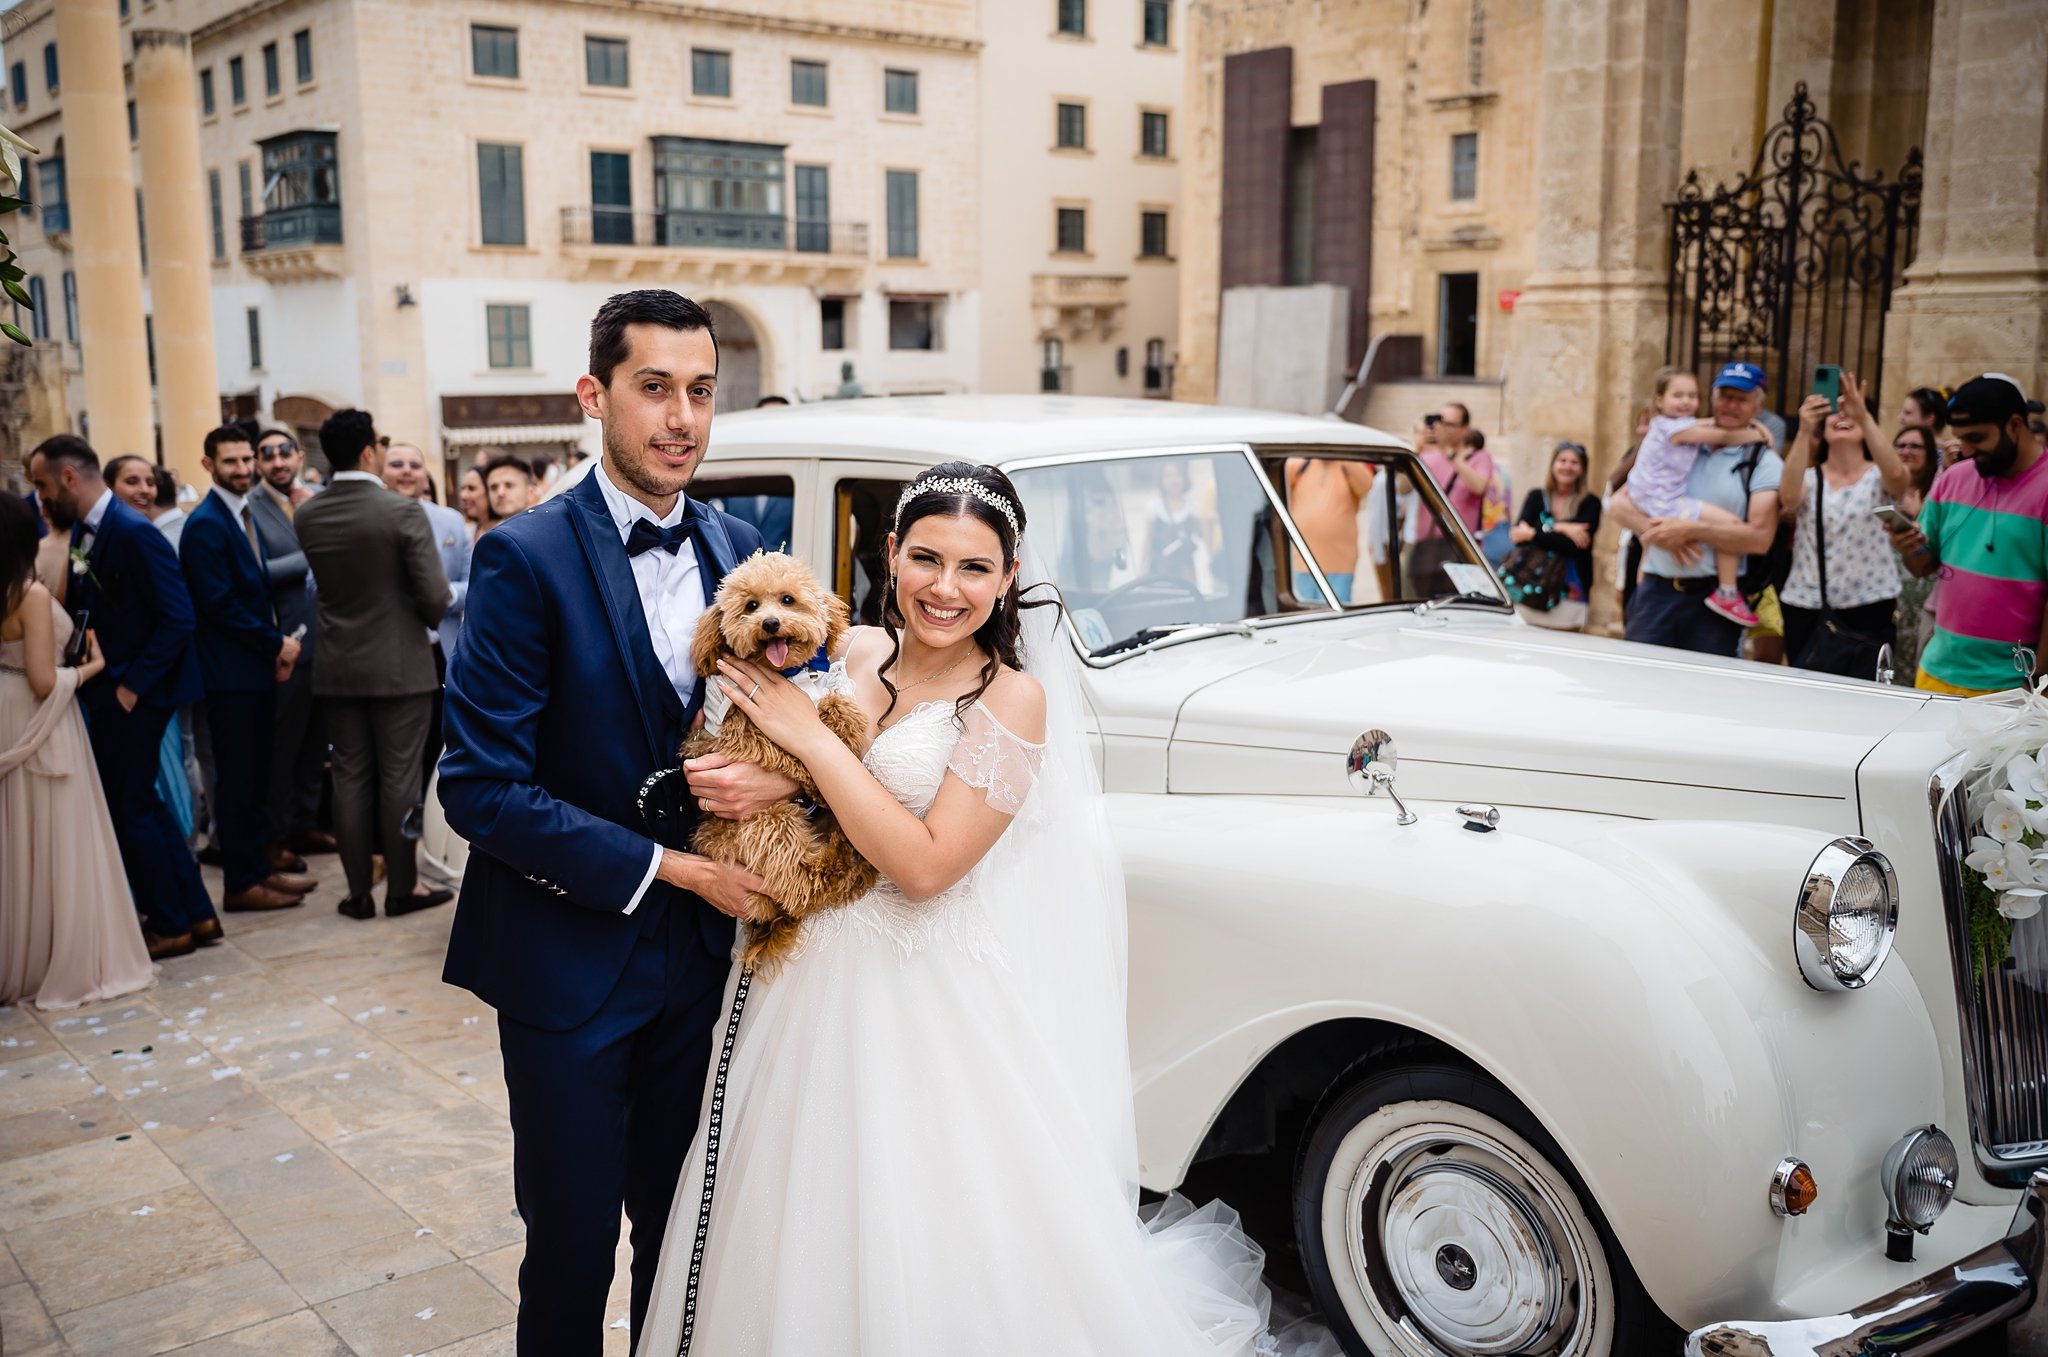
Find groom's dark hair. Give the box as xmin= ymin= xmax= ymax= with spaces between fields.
xmin=589 ymin=290 xmax=719 ymax=388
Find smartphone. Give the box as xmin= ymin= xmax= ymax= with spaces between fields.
xmin=1812 ymin=364 xmax=1843 ymax=407
xmin=1871 ymin=504 xmax=1917 ymax=533
xmin=62 ymin=608 xmax=91 ymax=667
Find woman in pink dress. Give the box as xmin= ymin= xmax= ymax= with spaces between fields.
xmin=1 ymin=492 xmax=155 ymax=1009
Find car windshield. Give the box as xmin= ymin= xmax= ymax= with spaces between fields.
xmin=1008 ymin=447 xmax=1502 ymax=657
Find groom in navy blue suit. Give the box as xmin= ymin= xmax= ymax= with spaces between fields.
xmin=28 ymin=436 xmax=218 ymax=955
xmin=439 ymin=291 xmax=790 ymax=1356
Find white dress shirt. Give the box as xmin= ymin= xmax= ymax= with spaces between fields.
xmin=80 ymin=487 xmax=113 ymax=536
xmin=592 ymin=460 xmax=708 ymax=914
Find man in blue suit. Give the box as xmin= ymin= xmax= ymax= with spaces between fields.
xmin=440 ymin=290 xmax=795 ymax=1356
xmin=28 ymin=435 xmax=219 ymax=957
xmin=180 ymin=426 xmax=312 ymax=914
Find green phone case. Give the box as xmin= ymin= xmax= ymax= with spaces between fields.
xmin=1812 ymin=364 xmax=1843 ymax=405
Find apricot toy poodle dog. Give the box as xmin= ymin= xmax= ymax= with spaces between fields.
xmin=681 ymin=552 xmax=877 ymax=973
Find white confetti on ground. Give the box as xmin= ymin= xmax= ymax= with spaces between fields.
xmin=210 ymin=1066 xmax=242 ymax=1081
xmin=611 ymin=1318 xmax=629 ymax=1329
xmin=314 ymin=1048 xmax=332 ymax=1056
xmin=415 ymin=1307 xmax=436 ymax=1321
xmin=288 ymin=1052 xmax=303 ymax=1061
xmin=274 ymin=1153 xmax=294 ymax=1164
xmin=131 ymin=1205 xmax=153 ymax=1216
xmin=333 ymin=1072 xmax=350 ymax=1081
xmin=142 ymin=1121 xmax=159 ymax=1130
xmin=209 ymin=992 xmax=224 ymax=1000
xmin=322 ymin=996 xmax=338 ymax=1004
xmin=415 ymin=1227 xmax=433 ymax=1237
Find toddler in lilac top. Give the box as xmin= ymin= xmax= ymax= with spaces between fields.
xmin=1626 ymin=368 xmax=1775 ymax=627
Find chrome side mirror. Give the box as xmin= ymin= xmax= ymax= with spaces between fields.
xmin=1875 ymin=643 xmax=1895 ymax=686
xmin=1348 ymin=730 xmax=1418 ymax=826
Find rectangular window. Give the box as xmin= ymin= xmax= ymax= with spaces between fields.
xmin=820 ymin=297 xmax=846 ymax=350
xmin=651 ymin=137 xmax=786 ymax=248
xmin=1141 ymin=110 xmax=1169 ymax=158
xmin=136 ymin=190 xmax=147 ymax=269
xmin=262 ymin=41 xmax=279 ymax=97
xmin=1057 ymin=0 xmax=1086 ymax=36
xmin=1056 ymin=206 xmax=1086 ymax=253
xmin=1140 ymin=209 xmax=1168 ymax=258
xmin=229 ymin=55 xmax=246 ymax=106
xmin=793 ymin=164 xmax=830 ymax=253
xmin=1056 ymin=102 xmax=1086 ymax=149
xmin=36 ymin=158 xmax=67 ymax=234
xmin=1285 ymin=125 xmax=1317 ymax=286
xmin=471 ymin=24 xmax=519 ymax=79
xmin=478 ymin=142 xmax=526 ymax=246
xmin=486 ymin=303 xmax=532 ymax=369
xmin=885 ymin=170 xmax=918 ymax=259
xmin=199 ymin=67 xmax=215 ymax=116
xmin=127 ymin=100 xmax=138 ymax=143
xmin=247 ymin=306 xmax=262 ymax=370
xmin=208 ymin=169 xmax=225 ymax=259
xmin=1142 ymin=0 xmax=1170 ymax=45
xmin=791 ymin=59 xmax=827 ymax=107
xmin=889 ymin=298 xmax=936 ymax=351
xmin=590 ymin=150 xmax=633 ymax=245
xmin=237 ymin=160 xmax=252 ymax=219
xmin=1450 ymin=132 xmax=1478 ymax=202
xmin=43 ymin=42 xmax=57 ymax=92
xmin=10 ymin=61 xmax=25 ymax=109
xmin=691 ymin=48 xmax=731 ymax=97
xmin=294 ymin=29 xmax=313 ymax=84
xmin=146 ymin=315 xmax=155 ymax=385
xmin=1437 ymin=272 xmax=1478 ymax=377
xmin=585 ymin=36 xmax=628 ymax=88
xmin=27 ymin=276 xmax=46 ymax=340
xmin=62 ymin=271 xmax=77 ymax=345
xmin=884 ymin=68 xmax=918 ymax=115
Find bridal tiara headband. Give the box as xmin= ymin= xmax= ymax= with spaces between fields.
xmin=894 ymin=476 xmax=1021 ymax=542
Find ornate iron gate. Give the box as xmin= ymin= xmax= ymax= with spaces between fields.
xmin=1665 ymin=83 xmax=1923 ymax=416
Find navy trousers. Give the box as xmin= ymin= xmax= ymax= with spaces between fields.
xmin=497 ymin=898 xmax=730 ymax=1357
xmin=1623 ymin=573 xmax=1745 ymax=657
xmin=205 ymin=688 xmax=277 ymax=895
xmin=80 ymin=689 xmax=217 ymax=936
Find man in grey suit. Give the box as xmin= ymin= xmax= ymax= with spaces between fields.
xmin=250 ymin=437 xmax=333 ymax=868
xmin=294 ymin=409 xmax=455 ymax=921
xmin=381 ymin=440 xmax=472 ymax=799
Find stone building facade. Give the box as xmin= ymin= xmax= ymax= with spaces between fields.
xmin=1 ymin=0 xmax=1183 ymax=487
xmin=1178 ymin=0 xmax=2047 ymax=522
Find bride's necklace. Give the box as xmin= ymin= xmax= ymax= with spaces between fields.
xmin=893 ymin=650 xmax=972 ymax=692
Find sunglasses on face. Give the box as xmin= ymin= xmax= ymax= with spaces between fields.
xmin=258 ymin=444 xmax=295 ymax=460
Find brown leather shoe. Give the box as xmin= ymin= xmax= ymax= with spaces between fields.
xmin=223 ymin=885 xmax=303 ymax=912
xmin=262 ymin=872 xmax=317 ymax=895
xmin=267 ymin=842 xmax=309 ymax=873
xmin=287 ymin=828 xmax=340 ymax=855
xmin=145 ymin=931 xmax=196 ymax=960
xmin=189 ymin=918 xmax=224 ymax=946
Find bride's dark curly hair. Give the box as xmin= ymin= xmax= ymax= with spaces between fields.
xmin=881 ymin=462 xmax=1057 ymax=725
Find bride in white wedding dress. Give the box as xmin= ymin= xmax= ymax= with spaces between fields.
xmin=635 ymin=465 xmax=1335 ymax=1357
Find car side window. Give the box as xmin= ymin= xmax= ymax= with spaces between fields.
xmin=833 ymin=477 xmax=909 ymax=625
xmin=697 ymin=475 xmax=796 ymax=553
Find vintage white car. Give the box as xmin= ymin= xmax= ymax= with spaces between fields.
xmin=423 ymin=396 xmax=2045 ymax=1356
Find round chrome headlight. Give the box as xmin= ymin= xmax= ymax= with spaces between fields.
xmin=1880 ymin=1125 xmax=1958 ymax=1231
xmin=1793 ymin=837 xmax=1899 ymax=992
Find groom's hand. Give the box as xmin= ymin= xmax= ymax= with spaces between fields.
xmin=657 ymin=850 xmax=768 ymax=919
xmin=684 ymin=752 xmax=801 ymax=820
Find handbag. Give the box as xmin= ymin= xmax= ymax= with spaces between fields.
xmin=1792 ymin=466 xmax=1890 ymax=679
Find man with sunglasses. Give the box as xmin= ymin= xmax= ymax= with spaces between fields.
xmin=250 ymin=428 xmax=337 ymax=861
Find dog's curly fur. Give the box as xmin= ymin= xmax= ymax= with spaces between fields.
xmin=681 ymin=552 xmax=877 ymax=974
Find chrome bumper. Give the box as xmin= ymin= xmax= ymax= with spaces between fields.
xmin=1687 ymin=1168 xmax=2046 ymax=1356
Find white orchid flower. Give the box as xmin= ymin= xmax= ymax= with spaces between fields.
xmin=2009 ymin=752 xmax=2048 ymax=804
xmin=1998 ymin=887 xmax=2045 ymax=921
xmin=1967 ymin=835 xmax=2019 ymax=885
xmin=1984 ymin=803 xmax=2028 ymax=843
xmin=1994 ymin=788 xmax=2048 ymax=835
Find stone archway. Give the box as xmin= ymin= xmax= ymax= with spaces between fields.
xmin=703 ymin=300 xmax=766 ymax=412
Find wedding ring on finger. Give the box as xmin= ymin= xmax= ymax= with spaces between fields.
xmin=749 ymin=682 xmax=762 ymax=700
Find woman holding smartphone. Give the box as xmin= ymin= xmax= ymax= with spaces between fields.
xmin=1 ymin=493 xmax=156 ymax=1008
xmin=1777 ymin=371 xmax=1909 ymax=675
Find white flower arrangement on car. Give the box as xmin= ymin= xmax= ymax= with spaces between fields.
xmin=1952 ymin=687 xmax=2048 ymax=979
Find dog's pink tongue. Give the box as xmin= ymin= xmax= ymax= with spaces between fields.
xmin=764 ymin=639 xmax=791 ymax=669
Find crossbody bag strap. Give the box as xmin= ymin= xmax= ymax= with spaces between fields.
xmin=1811 ymin=464 xmax=1831 ymax=615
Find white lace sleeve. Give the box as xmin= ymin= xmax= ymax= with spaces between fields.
xmin=948 ymin=703 xmax=1046 ymax=816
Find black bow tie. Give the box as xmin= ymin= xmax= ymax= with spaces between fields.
xmin=626 ymin=518 xmax=693 ymax=558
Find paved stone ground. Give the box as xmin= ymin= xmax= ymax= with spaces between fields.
xmin=0 ymin=851 xmax=638 ymax=1357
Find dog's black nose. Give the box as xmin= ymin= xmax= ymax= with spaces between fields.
xmin=761 ymin=617 xmax=781 ymax=635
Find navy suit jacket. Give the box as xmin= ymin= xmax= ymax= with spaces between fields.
xmin=180 ymin=491 xmax=284 ymax=693
xmin=438 ymin=473 xmax=763 ymax=1031
xmin=70 ymin=497 xmax=205 ymax=709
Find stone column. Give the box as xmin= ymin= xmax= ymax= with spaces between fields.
xmin=51 ymin=0 xmax=152 ymax=462
xmin=134 ymin=29 xmax=219 ymax=486
xmin=1502 ymin=0 xmax=1689 ymax=627
xmin=1882 ymin=0 xmax=2048 ymax=400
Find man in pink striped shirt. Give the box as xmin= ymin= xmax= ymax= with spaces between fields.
xmin=1892 ymin=374 xmax=2048 ymax=695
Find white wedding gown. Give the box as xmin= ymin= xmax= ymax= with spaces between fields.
xmin=636 ymin=697 xmax=1322 ymax=1357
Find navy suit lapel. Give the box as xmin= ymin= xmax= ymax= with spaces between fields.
xmin=565 ymin=476 xmax=685 ymax=765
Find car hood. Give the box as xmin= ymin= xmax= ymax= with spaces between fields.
xmin=1165 ymin=613 xmax=1933 ymax=825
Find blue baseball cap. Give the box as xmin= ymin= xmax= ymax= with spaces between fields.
xmin=1713 ymin=361 xmax=1767 ymax=392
